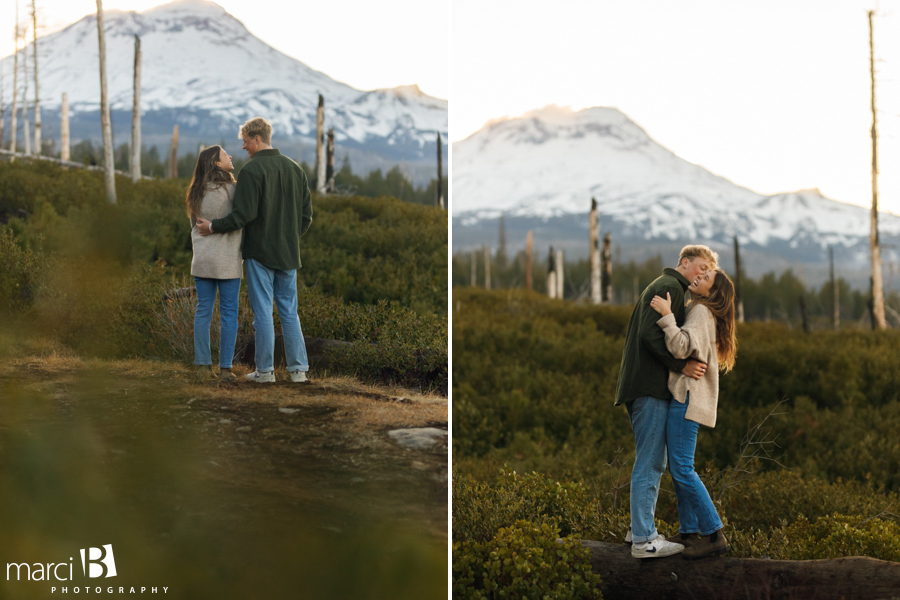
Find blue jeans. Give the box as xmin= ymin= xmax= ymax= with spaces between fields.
xmin=193 ymin=277 xmax=241 ymax=368
xmin=245 ymin=259 xmax=309 ymax=374
xmin=626 ymin=395 xmax=670 ymax=543
xmin=667 ymin=394 xmax=723 ymax=536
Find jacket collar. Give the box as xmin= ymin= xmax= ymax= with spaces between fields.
xmin=663 ymin=267 xmax=690 ymax=290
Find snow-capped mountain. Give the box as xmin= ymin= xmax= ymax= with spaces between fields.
xmin=452 ymin=105 xmax=900 ymax=286
xmin=453 ymin=104 xmax=900 ymax=247
xmin=0 ymin=0 xmax=446 ymax=174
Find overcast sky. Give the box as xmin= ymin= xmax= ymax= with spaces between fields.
xmin=0 ymin=0 xmax=449 ymax=99
xmin=452 ymin=0 xmax=900 ymax=215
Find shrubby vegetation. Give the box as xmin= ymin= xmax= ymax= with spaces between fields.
xmin=0 ymin=160 xmax=447 ymax=391
xmin=453 ymin=287 xmax=900 ymax=594
xmin=453 ymin=252 xmax=883 ymax=326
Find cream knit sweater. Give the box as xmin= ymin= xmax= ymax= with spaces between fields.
xmin=190 ymin=183 xmax=243 ymax=280
xmin=656 ymin=303 xmax=719 ymax=427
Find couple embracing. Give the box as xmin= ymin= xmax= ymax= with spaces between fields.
xmin=615 ymin=245 xmax=737 ymax=559
xmin=186 ymin=116 xmax=313 ymax=383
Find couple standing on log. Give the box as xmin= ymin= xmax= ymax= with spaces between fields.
xmin=615 ymin=245 xmax=738 ymax=559
xmin=185 ymin=116 xmax=314 ymax=384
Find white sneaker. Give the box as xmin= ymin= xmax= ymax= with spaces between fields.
xmin=245 ymin=371 xmax=276 ymax=383
xmin=289 ymin=371 xmax=309 ymax=383
xmin=631 ymin=535 xmax=684 ymax=559
xmin=625 ymin=528 xmax=633 ymax=544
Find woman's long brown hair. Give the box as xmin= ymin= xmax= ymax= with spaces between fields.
xmin=185 ymin=145 xmax=235 ymax=225
xmin=695 ymin=269 xmax=738 ymax=372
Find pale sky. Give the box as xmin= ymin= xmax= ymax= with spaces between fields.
xmin=0 ymin=0 xmax=449 ymax=99
xmin=452 ymin=0 xmax=900 ymax=215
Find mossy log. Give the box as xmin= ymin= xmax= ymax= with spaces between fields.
xmin=582 ymin=540 xmax=900 ymax=600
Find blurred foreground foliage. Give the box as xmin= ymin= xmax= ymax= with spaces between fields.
xmin=453 ymin=288 xmax=900 ymax=594
xmin=0 ymin=161 xmax=447 ymax=391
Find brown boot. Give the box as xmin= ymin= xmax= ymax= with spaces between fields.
xmin=218 ymin=368 xmax=237 ymax=381
xmin=666 ymin=533 xmax=700 ymax=548
xmin=682 ymin=530 xmax=728 ymax=559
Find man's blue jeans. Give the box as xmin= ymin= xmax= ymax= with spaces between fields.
xmin=193 ymin=277 xmax=241 ymax=368
xmin=667 ymin=394 xmax=723 ymax=536
xmin=626 ymin=395 xmax=670 ymax=543
xmin=245 ymin=259 xmax=309 ymax=374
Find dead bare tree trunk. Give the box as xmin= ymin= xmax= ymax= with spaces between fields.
xmin=326 ymin=127 xmax=335 ymax=193
xmin=31 ymin=0 xmax=40 ymax=156
xmin=0 ymin=60 xmax=6 ymax=149
xmin=9 ymin=4 xmax=19 ymax=154
xmin=547 ymin=247 xmax=557 ymax=299
xmin=60 ymin=92 xmax=69 ymax=162
xmin=130 ymin=35 xmax=141 ymax=182
xmin=734 ymin=236 xmax=745 ymax=323
xmin=580 ymin=539 xmax=900 ymax=600
xmin=471 ymin=250 xmax=477 ymax=287
xmin=869 ymin=10 xmax=887 ymax=329
xmin=21 ymin=38 xmax=30 ymax=156
xmin=525 ymin=230 xmax=533 ymax=291
xmin=316 ymin=94 xmax=325 ymax=194
xmin=602 ymin=232 xmax=612 ymax=303
xmin=590 ymin=198 xmax=601 ymax=304
xmin=830 ymin=247 xmax=839 ymax=330
xmin=169 ymin=124 xmax=178 ymax=179
xmin=555 ymin=248 xmax=564 ymax=300
xmin=483 ymin=244 xmax=491 ymax=290
xmin=96 ymin=0 xmax=116 ymax=203
xmin=436 ymin=131 xmax=444 ymax=208
xmin=799 ymin=295 xmax=809 ymax=333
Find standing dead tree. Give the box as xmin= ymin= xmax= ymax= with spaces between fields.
xmin=10 ymin=1 xmax=19 ymax=154
xmin=0 ymin=59 xmax=6 ymax=148
xmin=470 ymin=249 xmax=477 ymax=287
xmin=590 ymin=198 xmax=601 ymax=304
xmin=169 ymin=124 xmax=179 ymax=179
xmin=131 ymin=35 xmax=141 ymax=182
xmin=555 ymin=248 xmax=564 ymax=299
xmin=830 ymin=247 xmax=839 ymax=330
xmin=21 ymin=24 xmax=30 ymax=156
xmin=483 ymin=244 xmax=491 ymax=290
xmin=547 ymin=246 xmax=557 ymax=299
xmin=525 ymin=230 xmax=533 ymax=291
xmin=326 ymin=127 xmax=335 ymax=193
xmin=96 ymin=0 xmax=116 ymax=203
xmin=436 ymin=131 xmax=444 ymax=208
xmin=868 ymin=10 xmax=886 ymax=329
xmin=60 ymin=92 xmax=69 ymax=161
xmin=31 ymin=0 xmax=40 ymax=156
xmin=316 ymin=95 xmax=325 ymax=193
xmin=602 ymin=233 xmax=612 ymax=303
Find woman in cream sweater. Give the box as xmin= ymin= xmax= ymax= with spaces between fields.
xmin=649 ymin=268 xmax=737 ymax=559
xmin=186 ymin=145 xmax=243 ymax=380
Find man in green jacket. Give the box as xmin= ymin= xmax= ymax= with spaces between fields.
xmin=197 ymin=117 xmax=313 ymax=383
xmin=617 ymin=245 xmax=717 ymax=558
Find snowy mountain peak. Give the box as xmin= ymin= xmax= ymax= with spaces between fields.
xmin=0 ymin=0 xmax=446 ymax=165
xmin=453 ymin=105 xmax=900 ymax=250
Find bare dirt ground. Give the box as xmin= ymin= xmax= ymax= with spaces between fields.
xmin=0 ymin=353 xmax=448 ymax=543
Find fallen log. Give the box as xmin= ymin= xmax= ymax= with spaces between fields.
xmin=582 ymin=540 xmax=900 ymax=600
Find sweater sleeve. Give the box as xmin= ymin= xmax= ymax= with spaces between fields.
xmin=657 ymin=304 xmax=712 ymax=361
xmin=210 ymin=171 xmax=260 ymax=234
xmin=639 ymin=282 xmax=689 ymax=372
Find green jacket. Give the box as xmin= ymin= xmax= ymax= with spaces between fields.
xmin=210 ymin=149 xmax=312 ymax=271
xmin=614 ymin=268 xmax=690 ymax=406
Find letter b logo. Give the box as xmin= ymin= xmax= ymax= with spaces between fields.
xmin=80 ymin=545 xmax=117 ymax=578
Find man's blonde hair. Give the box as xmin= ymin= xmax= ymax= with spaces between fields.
xmin=239 ymin=117 xmax=273 ymax=144
xmin=678 ymin=244 xmax=718 ymax=268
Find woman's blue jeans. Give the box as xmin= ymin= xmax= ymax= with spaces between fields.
xmin=193 ymin=277 xmax=241 ymax=368
xmin=667 ymin=393 xmax=723 ymax=536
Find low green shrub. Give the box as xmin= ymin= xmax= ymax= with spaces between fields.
xmin=0 ymin=227 xmax=46 ymax=313
xmin=452 ymin=520 xmax=603 ymax=599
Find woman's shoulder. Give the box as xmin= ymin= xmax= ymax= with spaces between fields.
xmin=686 ymin=302 xmax=714 ymax=323
xmin=203 ymin=181 xmax=235 ymax=197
